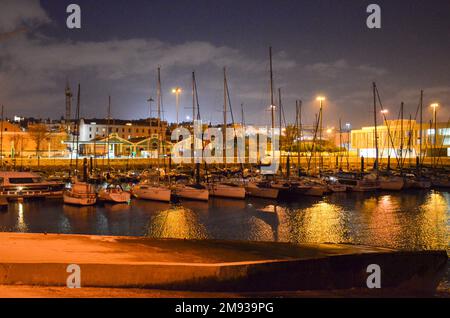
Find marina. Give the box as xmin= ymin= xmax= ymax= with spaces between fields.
xmin=0 ymin=0 xmax=449 ymax=301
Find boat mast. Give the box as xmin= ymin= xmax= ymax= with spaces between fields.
xmin=339 ymin=118 xmax=343 ymax=170
xmin=373 ymin=82 xmax=379 ymax=173
xmin=223 ymin=67 xmax=227 ymax=168
xmin=75 ymin=84 xmax=81 ymax=177
xmin=296 ymin=100 xmax=301 ymax=176
xmin=278 ymin=88 xmax=283 ymax=176
xmin=190 ymin=72 xmax=196 ymax=166
xmin=269 ymin=47 xmax=275 ymax=163
xmin=157 ymin=67 xmax=162 ymax=178
xmin=107 ymin=95 xmax=111 ymax=169
xmin=419 ymin=90 xmax=423 ymax=169
xmin=400 ymin=102 xmax=404 ymax=174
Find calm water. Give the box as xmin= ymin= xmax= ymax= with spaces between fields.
xmin=1 ymin=190 xmax=449 ymax=291
xmin=0 ymin=190 xmax=448 ymax=253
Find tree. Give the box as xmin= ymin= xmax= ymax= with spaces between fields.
xmin=28 ymin=124 xmax=52 ymax=167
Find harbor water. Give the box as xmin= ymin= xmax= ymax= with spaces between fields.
xmin=1 ymin=189 xmax=449 ymax=291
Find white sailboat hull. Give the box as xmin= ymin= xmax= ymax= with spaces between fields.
xmin=98 ymin=190 xmax=131 ymax=203
xmin=133 ymin=186 xmax=171 ymax=202
xmin=63 ymin=192 xmax=96 ymax=206
xmin=208 ymin=183 xmax=246 ymax=199
xmin=174 ymin=186 xmax=209 ymax=201
xmin=246 ymin=183 xmax=279 ymax=199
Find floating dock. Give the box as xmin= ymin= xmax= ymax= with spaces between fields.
xmin=0 ymin=233 xmax=447 ymax=295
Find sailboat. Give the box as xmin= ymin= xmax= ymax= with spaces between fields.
xmin=246 ymin=47 xmax=283 ymax=200
xmin=133 ymin=67 xmax=172 ymax=202
xmin=133 ymin=179 xmax=172 ymax=202
xmin=246 ymin=179 xmax=280 ymax=199
xmin=207 ymin=68 xmax=246 ymax=200
xmin=172 ymin=72 xmax=209 ymax=202
xmin=98 ymin=184 xmax=131 ymax=203
xmin=378 ymin=100 xmax=405 ymax=191
xmin=63 ymin=84 xmax=97 ymax=206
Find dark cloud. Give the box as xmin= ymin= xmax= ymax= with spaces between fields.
xmin=0 ymin=0 xmax=448 ymax=128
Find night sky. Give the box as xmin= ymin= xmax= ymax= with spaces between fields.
xmin=0 ymin=0 xmax=449 ymax=128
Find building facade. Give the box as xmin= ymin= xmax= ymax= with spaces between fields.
xmin=351 ymin=120 xmax=450 ymax=158
xmin=77 ymin=118 xmax=168 ymax=142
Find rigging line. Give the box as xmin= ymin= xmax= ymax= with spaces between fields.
xmin=375 ymin=85 xmax=401 ymax=167
xmin=435 ymin=117 xmax=450 ymax=168
xmin=225 ymin=70 xmax=245 ymax=170
xmin=306 ymin=113 xmax=321 ymax=173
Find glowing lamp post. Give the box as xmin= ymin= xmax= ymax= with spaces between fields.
xmin=172 ymin=87 xmax=182 ymax=126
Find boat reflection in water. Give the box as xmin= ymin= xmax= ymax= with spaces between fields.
xmin=0 ymin=190 xmax=447 ymax=255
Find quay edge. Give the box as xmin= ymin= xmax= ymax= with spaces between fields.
xmin=0 ymin=233 xmax=447 ymax=295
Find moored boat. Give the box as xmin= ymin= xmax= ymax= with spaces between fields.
xmin=378 ymin=175 xmax=405 ymax=191
xmin=132 ymin=181 xmax=171 ymax=202
xmin=173 ymin=184 xmax=209 ymax=201
xmin=98 ymin=185 xmax=131 ymax=203
xmin=337 ymin=173 xmax=379 ymax=192
xmin=246 ymin=181 xmax=279 ymax=200
xmin=0 ymin=171 xmax=65 ymax=200
xmin=63 ymin=182 xmax=97 ymax=206
xmin=208 ymin=182 xmax=246 ymax=199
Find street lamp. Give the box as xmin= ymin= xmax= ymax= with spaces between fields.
xmin=172 ymin=87 xmax=182 ymax=126
xmin=316 ymin=96 xmax=326 ymax=140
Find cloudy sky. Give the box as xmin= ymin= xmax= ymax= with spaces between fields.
xmin=0 ymin=0 xmax=449 ymax=128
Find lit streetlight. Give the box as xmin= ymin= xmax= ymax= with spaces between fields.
xmin=172 ymin=87 xmax=182 ymax=126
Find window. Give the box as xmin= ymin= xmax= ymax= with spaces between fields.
xmin=439 ymin=128 xmax=450 ymax=136
xmin=9 ymin=177 xmax=42 ymax=184
xmin=89 ymin=134 xmax=92 ymax=138
xmin=427 ymin=129 xmax=435 ymax=135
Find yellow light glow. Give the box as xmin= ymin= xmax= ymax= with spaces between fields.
xmin=172 ymin=88 xmax=182 ymax=94
xmin=380 ymin=109 xmax=389 ymax=114
xmin=316 ymin=96 xmax=326 ymax=102
xmin=326 ymin=129 xmax=333 ymax=134
xmin=430 ymin=103 xmax=439 ymax=109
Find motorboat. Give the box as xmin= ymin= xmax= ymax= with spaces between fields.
xmin=0 ymin=171 xmax=65 ymax=200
